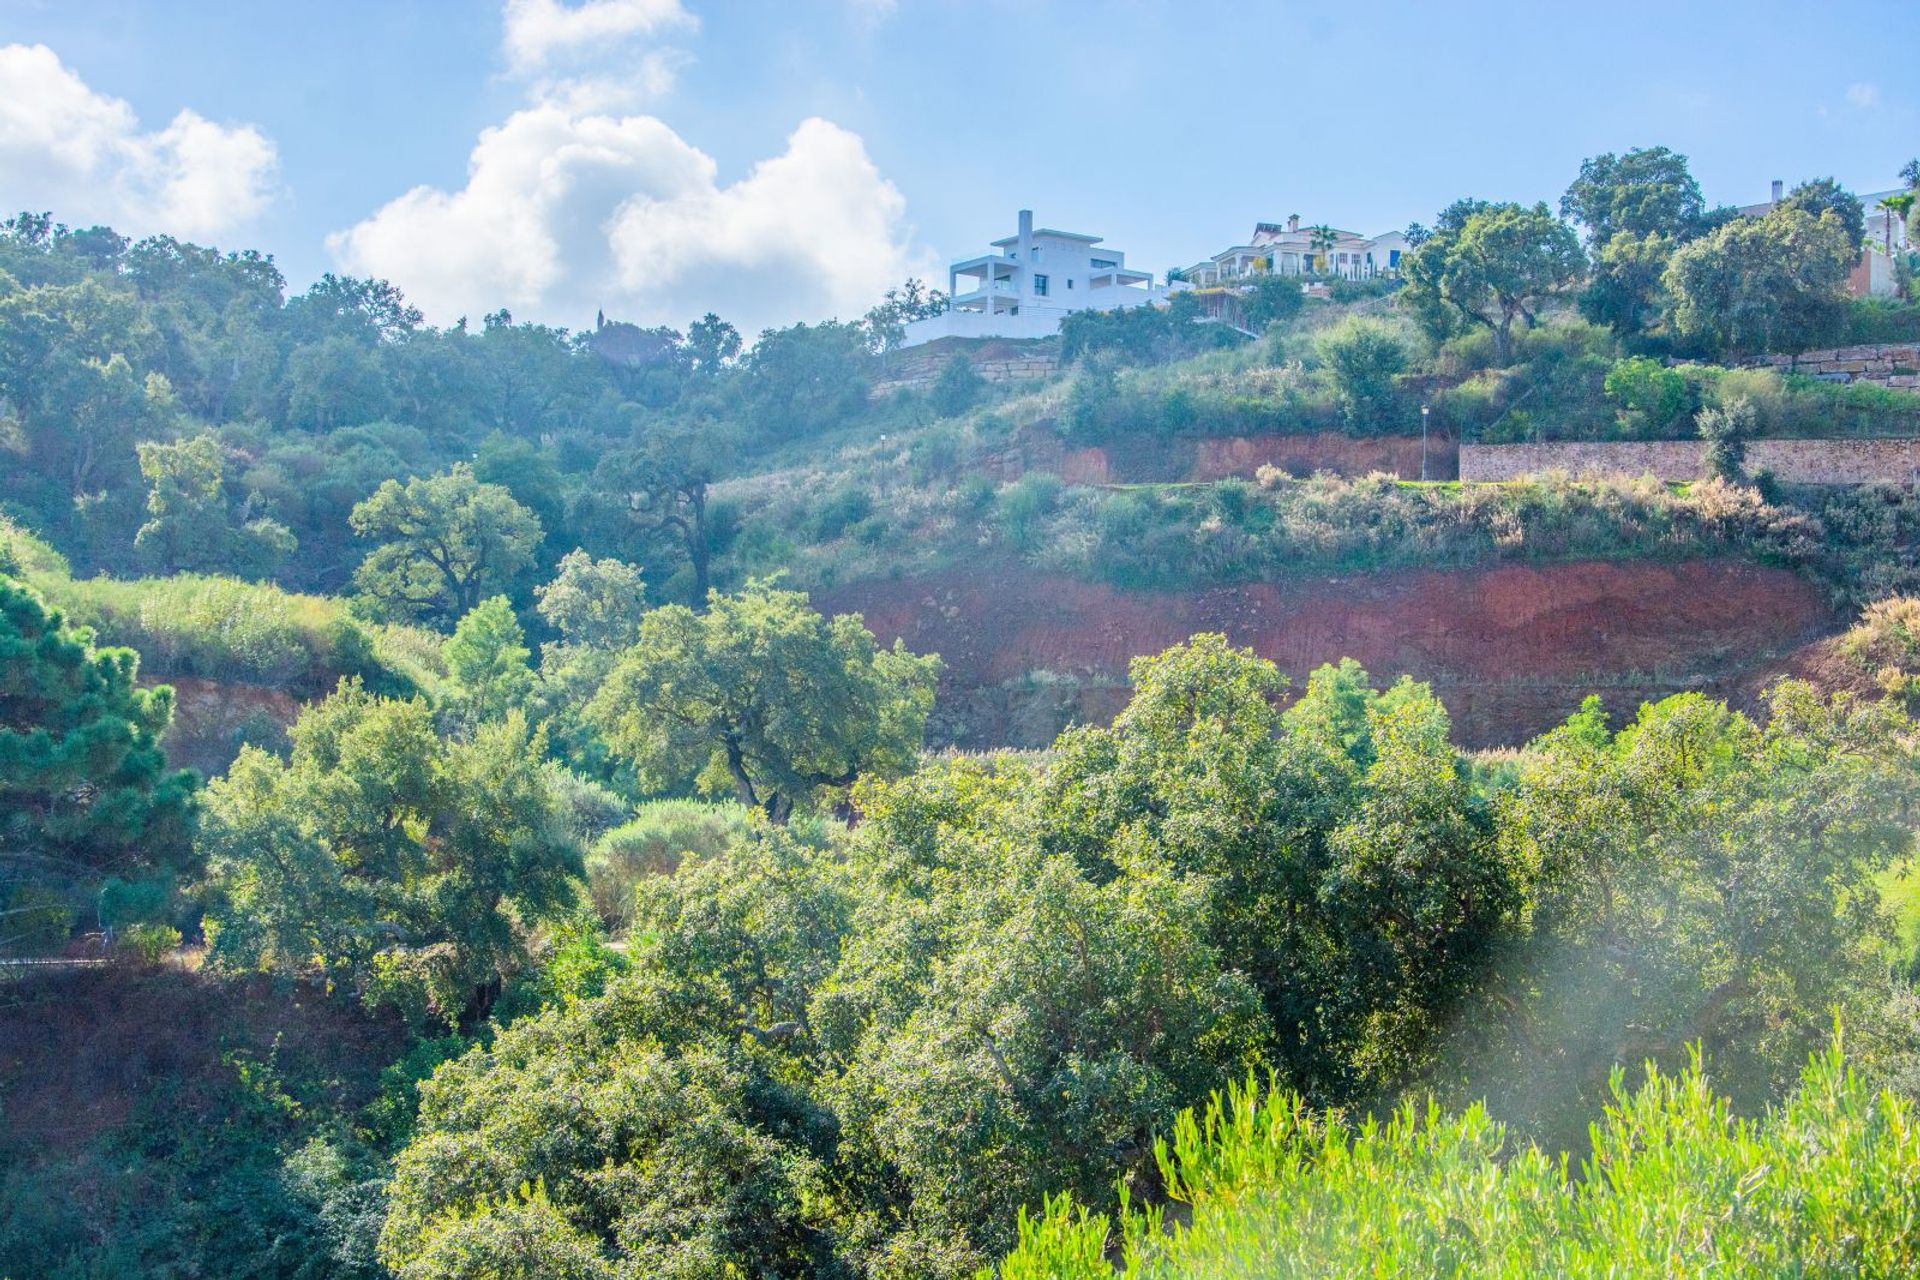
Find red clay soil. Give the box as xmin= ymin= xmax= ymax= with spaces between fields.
xmin=0 ymin=965 xmax=405 ymax=1153
xmin=143 ymin=676 xmax=302 ymax=776
xmin=817 ymin=557 xmax=1838 ymax=749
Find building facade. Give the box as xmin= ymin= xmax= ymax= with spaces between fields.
xmin=1180 ymin=215 xmax=1410 ymax=286
xmin=902 ymin=210 xmax=1168 ymax=346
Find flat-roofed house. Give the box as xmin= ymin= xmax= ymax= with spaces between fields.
xmin=903 ymin=210 xmax=1168 ymax=346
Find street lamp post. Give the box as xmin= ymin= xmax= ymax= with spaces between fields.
xmin=1420 ymin=404 xmax=1430 ymax=482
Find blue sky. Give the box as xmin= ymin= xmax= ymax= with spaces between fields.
xmin=1 ymin=0 xmax=1915 ymax=332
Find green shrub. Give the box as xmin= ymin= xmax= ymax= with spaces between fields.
xmin=1843 ymin=298 xmax=1920 ymax=344
xmin=808 ymin=484 xmax=875 ymax=541
xmin=1604 ymin=355 xmax=1693 ymax=435
xmin=1314 ymin=316 xmax=1410 ymax=433
xmin=930 ymin=355 xmax=987 ymax=417
xmin=119 ymin=922 xmax=182 ymax=966
xmin=586 ymin=800 xmax=754 ymax=930
xmin=40 ymin=573 xmax=414 ymax=695
xmin=543 ymin=765 xmax=632 ymax=845
xmin=991 ymin=1039 xmax=1920 ymax=1279
xmin=996 ymin=473 xmax=1064 ymax=552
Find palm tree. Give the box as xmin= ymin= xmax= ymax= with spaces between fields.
xmin=1882 ymin=192 xmax=1916 ymax=299
xmin=1878 ymin=193 xmax=1914 ymax=255
xmin=1308 ymin=224 xmax=1337 ymax=275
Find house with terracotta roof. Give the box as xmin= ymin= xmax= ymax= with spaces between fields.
xmin=1180 ymin=215 xmax=1409 ymax=286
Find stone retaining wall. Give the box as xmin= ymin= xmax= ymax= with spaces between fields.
xmin=871 ymin=341 xmax=1060 ymax=399
xmin=1461 ymin=437 xmax=1920 ymax=485
xmin=1757 ymin=343 xmax=1920 ymax=389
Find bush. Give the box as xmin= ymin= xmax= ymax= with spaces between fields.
xmin=1604 ymin=355 xmax=1693 ymax=435
xmin=1843 ymin=298 xmax=1920 ymax=345
xmin=586 ymin=800 xmax=754 ymax=930
xmin=543 ymin=765 xmax=632 ymax=845
xmin=118 ymin=922 xmax=182 ymax=966
xmin=1314 ymin=316 xmax=1410 ymax=433
xmin=1029 ymin=470 xmax=1826 ymax=591
xmin=40 ymin=573 xmax=415 ymax=695
xmin=1838 ymin=596 xmax=1920 ymax=708
xmin=1697 ymin=396 xmax=1755 ymax=481
xmin=930 ymin=355 xmax=986 ymax=417
xmin=996 ymin=473 xmax=1064 ymax=552
xmin=991 ymin=1040 xmax=1920 ymax=1279
xmin=808 ymin=484 xmax=875 ymax=541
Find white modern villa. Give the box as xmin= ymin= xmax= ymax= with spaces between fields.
xmin=901 ymin=210 xmax=1170 ymax=346
xmin=1180 ymin=215 xmax=1411 ymax=286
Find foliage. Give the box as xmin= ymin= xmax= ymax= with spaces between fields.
xmin=0 ymin=575 xmax=196 ymax=940
xmin=741 ymin=320 xmax=873 ymax=437
xmin=586 ymin=798 xmax=753 ymax=931
xmin=1838 ymin=595 xmax=1920 ymax=709
xmin=533 ymin=549 xmax=648 ymax=650
xmin=929 ymin=353 xmax=987 ymax=417
xmin=1664 ymin=205 xmax=1855 ymax=357
xmin=1030 ymin=471 xmax=1822 ymax=592
xmin=350 ymin=463 xmax=543 ymax=627
xmin=1780 ymin=176 xmax=1868 ymax=251
xmin=1602 ymin=355 xmax=1693 ymax=435
xmin=989 ymin=1039 xmax=1920 ymax=1279
xmin=201 ymin=682 xmax=582 ymax=1025
xmin=589 ymin=584 xmax=940 ymax=821
xmin=1697 ymin=395 xmax=1754 ymax=481
xmin=1060 ymin=294 xmax=1242 ymax=366
xmin=1313 ymin=316 xmax=1411 ymax=432
xmin=440 ymin=595 xmax=537 ymax=732
xmin=1562 ymin=146 xmax=1722 ymax=336
xmin=134 ymin=433 xmax=296 ymax=576
xmin=1400 ymin=201 xmax=1586 ymax=363
xmin=1240 ymin=275 xmax=1305 ymax=330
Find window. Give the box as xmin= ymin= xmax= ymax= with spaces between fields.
xmin=1090 ymin=257 xmax=1117 ymax=269
xmin=1388 ymin=249 xmax=1401 ymax=268
xmin=1033 ymin=274 xmax=1049 ymax=297
xmin=1067 ymin=278 xmax=1074 ymax=289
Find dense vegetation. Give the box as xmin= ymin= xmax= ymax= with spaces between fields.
xmin=996 ymin=1040 xmax=1920 ymax=1278
xmin=5 ymin=146 xmax=1920 ymax=1279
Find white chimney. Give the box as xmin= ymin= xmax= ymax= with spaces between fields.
xmin=1770 ymin=179 xmax=1784 ymax=203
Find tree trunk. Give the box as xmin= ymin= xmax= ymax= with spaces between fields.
xmin=685 ymin=485 xmax=711 ymax=603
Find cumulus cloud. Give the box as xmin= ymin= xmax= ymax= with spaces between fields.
xmin=0 ymin=43 xmax=277 ymax=239
xmin=328 ymin=108 xmax=930 ymax=334
xmin=503 ymin=0 xmax=694 ymax=73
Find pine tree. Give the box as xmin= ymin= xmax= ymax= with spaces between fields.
xmin=0 ymin=576 xmax=196 ymax=937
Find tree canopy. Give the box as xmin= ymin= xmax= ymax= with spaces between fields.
xmin=1400 ymin=201 xmax=1586 ymax=363
xmin=589 ymin=584 xmax=940 ymax=822
xmin=349 ymin=463 xmax=543 ymax=627
xmin=0 ymin=576 xmax=196 ymax=943
xmin=201 ymin=682 xmax=581 ymax=1024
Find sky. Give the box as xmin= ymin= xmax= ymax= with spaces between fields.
xmin=1 ymin=0 xmax=1915 ymax=335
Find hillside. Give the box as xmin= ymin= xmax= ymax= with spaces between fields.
xmin=6 ymin=153 xmax=1920 ymax=1280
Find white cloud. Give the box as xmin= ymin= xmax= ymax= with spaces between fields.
xmin=0 ymin=43 xmax=277 ymax=239
xmin=502 ymin=0 xmax=694 ymax=73
xmin=328 ymin=108 xmax=930 ymax=334
xmin=1846 ymin=82 xmax=1880 ymax=109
